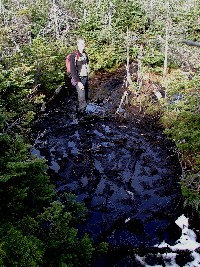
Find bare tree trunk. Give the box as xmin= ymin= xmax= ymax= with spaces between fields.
xmin=163 ymin=23 xmax=169 ymax=77
xmin=126 ymin=28 xmax=132 ymax=87
xmin=96 ymin=0 xmax=101 ymax=9
xmin=52 ymin=1 xmax=59 ymax=39
xmin=108 ymin=1 xmax=113 ymax=28
xmin=137 ymin=44 xmax=144 ymax=91
xmin=83 ymin=0 xmax=91 ymax=22
xmin=83 ymin=9 xmax=87 ymax=21
xmin=163 ymin=0 xmax=170 ymax=78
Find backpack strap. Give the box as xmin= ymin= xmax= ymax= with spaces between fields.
xmin=74 ymin=50 xmax=80 ymax=61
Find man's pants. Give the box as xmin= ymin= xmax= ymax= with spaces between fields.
xmin=76 ymin=76 xmax=88 ymax=110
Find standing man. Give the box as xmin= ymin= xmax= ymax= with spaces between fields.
xmin=70 ymin=38 xmax=90 ymax=113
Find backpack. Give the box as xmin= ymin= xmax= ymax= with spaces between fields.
xmin=66 ymin=50 xmax=79 ymax=74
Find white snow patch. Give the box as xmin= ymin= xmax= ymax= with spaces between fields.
xmin=175 ymin=214 xmax=188 ymax=228
xmin=135 ymin=214 xmax=200 ymax=267
xmin=157 ymin=214 xmax=200 ymax=252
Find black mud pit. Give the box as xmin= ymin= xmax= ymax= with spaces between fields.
xmin=31 ymin=84 xmax=183 ymax=266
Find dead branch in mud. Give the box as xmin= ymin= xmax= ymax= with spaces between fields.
xmin=116 ymin=90 xmax=128 ymax=114
xmin=41 ymin=84 xmax=63 ymax=112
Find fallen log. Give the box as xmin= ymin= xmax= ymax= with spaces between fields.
xmin=182 ymin=40 xmax=200 ymax=48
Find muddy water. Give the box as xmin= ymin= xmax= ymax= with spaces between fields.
xmin=31 ymin=88 xmax=182 ymax=266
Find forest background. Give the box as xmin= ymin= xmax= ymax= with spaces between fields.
xmin=0 ymin=0 xmax=199 ymax=266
